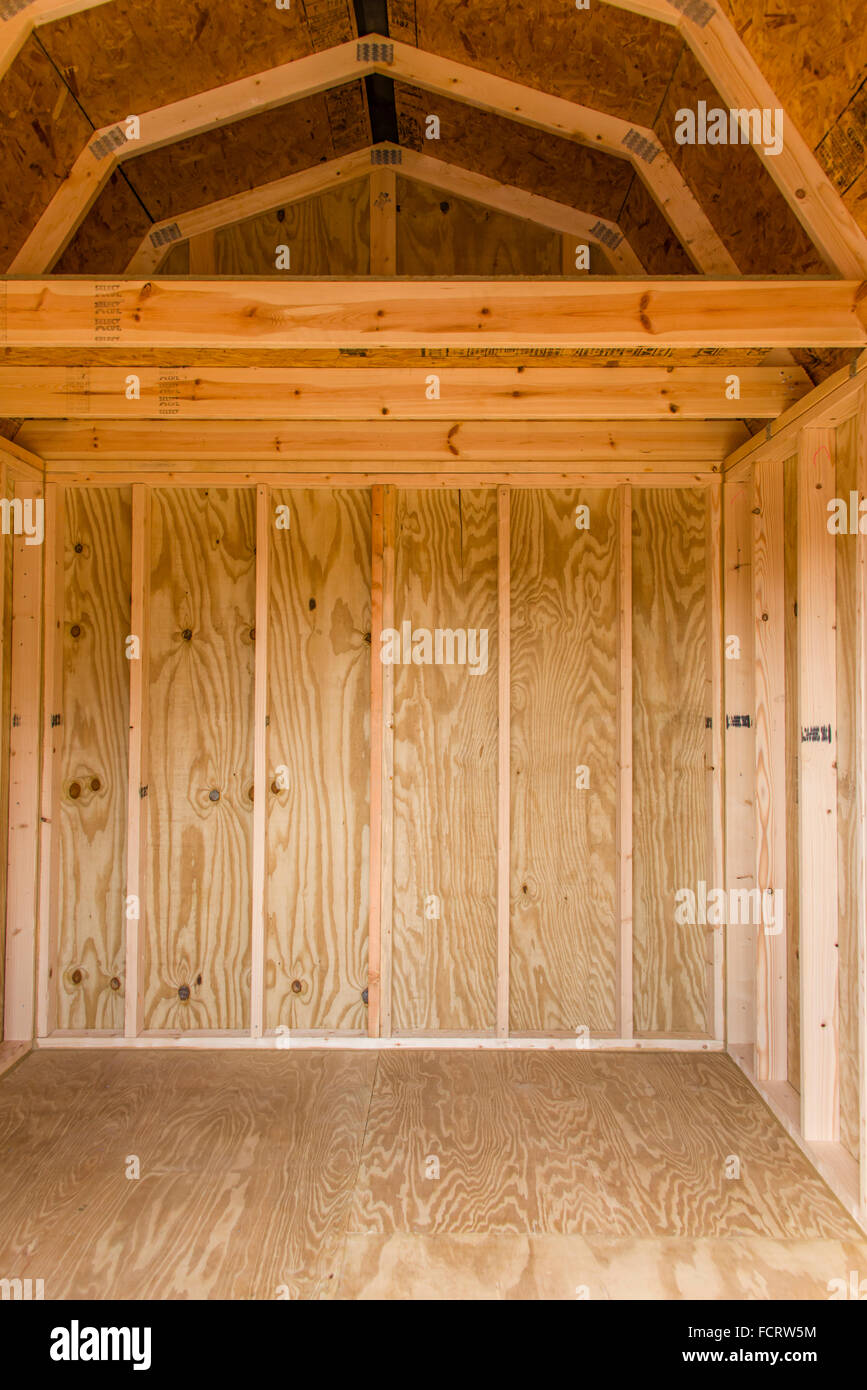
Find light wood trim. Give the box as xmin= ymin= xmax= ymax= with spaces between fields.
xmin=3 ymin=476 xmax=44 ymax=1041
xmin=127 ymin=153 xmax=373 ymax=274
xmin=43 ymin=469 xmax=721 ymax=489
xmin=0 ymin=365 xmax=811 ymax=422
xmin=36 ymin=1032 xmax=725 ymax=1051
xmin=5 ymin=280 xmax=863 ymax=350
xmin=379 ymin=485 xmax=395 ymax=1038
xmin=707 ymin=477 xmax=725 ymax=1039
xmin=250 ymin=484 xmax=269 ymax=1039
xmin=723 ymin=474 xmax=756 ymax=1050
xmin=797 ymin=427 xmax=839 ymax=1140
xmin=368 ymin=486 xmax=384 ymax=1037
xmin=124 ymin=484 xmax=150 ymax=1038
xmin=855 ymin=389 xmax=867 ymax=1211
xmin=616 ymin=484 xmax=633 ymax=1038
xmin=35 ymin=482 xmax=65 ymax=1037
xmin=0 ymin=437 xmax=45 ymax=481
xmin=369 ymin=167 xmax=397 ymax=276
xmin=496 ymin=486 xmax=510 ymax=1038
xmin=753 ymin=455 xmax=787 ymax=1079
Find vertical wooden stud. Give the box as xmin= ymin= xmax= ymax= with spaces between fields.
xmin=379 ymin=485 xmax=395 ymax=1036
xmin=724 ymin=474 xmax=756 ymax=1051
xmin=370 ymin=168 xmax=397 ymax=276
xmin=368 ymin=486 xmax=384 ymax=1037
xmin=496 ymin=486 xmax=510 ymax=1038
xmin=616 ymin=485 xmax=633 ymax=1039
xmin=124 ymin=484 xmax=150 ymax=1038
xmin=855 ymin=390 xmax=867 ymax=1210
xmin=250 ymin=484 xmax=270 ymax=1039
xmin=3 ymin=477 xmax=44 ymax=1041
xmin=798 ymin=427 xmax=839 ymax=1141
xmin=36 ymin=483 xmax=65 ymax=1037
xmin=707 ymin=478 xmax=725 ymax=1039
xmin=754 ymin=455 xmax=788 ymax=1080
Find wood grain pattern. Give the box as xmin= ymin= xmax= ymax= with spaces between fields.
xmin=835 ymin=414 xmax=860 ymax=1161
xmin=783 ymin=454 xmax=801 ymax=1093
xmin=396 ymin=176 xmax=561 ymax=276
xmin=57 ymin=488 xmax=130 ymax=1030
xmin=632 ymin=489 xmax=709 ymax=1036
xmin=144 ymin=489 xmax=256 ymax=1031
xmin=392 ymin=490 xmax=498 ymax=1033
xmin=509 ymin=489 xmax=618 ymax=1035
xmin=0 ymin=467 xmax=10 ymax=1039
xmin=265 ymin=489 xmax=371 ymax=1033
xmin=213 ymin=180 xmax=370 ymax=276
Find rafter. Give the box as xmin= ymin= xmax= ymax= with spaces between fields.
xmin=2 ymin=279 xmax=863 ymax=349
xmin=0 ymin=0 xmax=112 ymax=82
xmin=600 ymin=0 xmax=867 ymax=278
xmin=9 ymin=35 xmax=735 ymax=276
xmin=126 ymin=147 xmax=644 ymax=277
xmin=0 ymin=363 xmax=810 ymax=421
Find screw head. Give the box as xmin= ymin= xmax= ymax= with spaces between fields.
xmin=178 ymin=984 xmax=190 ymax=1002
xmin=362 ymin=987 xmax=369 ymax=1005
xmin=209 ymin=788 xmax=220 ymax=802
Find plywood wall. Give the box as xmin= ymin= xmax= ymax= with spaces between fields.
xmin=144 ymin=488 xmax=256 ymax=1030
xmin=509 ymin=488 xmax=618 ymax=1034
xmin=391 ymin=489 xmax=498 ymax=1033
xmin=266 ymin=488 xmax=371 ymax=1032
xmin=396 ymin=177 xmax=561 ymax=276
xmin=632 ymin=489 xmax=710 ymax=1036
xmin=213 ymin=181 xmax=370 ymax=275
xmin=57 ymin=489 xmax=131 ymax=1030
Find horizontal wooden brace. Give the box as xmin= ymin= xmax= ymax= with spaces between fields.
xmin=36 ymin=1033 xmax=725 ymax=1051
xmin=2 ymin=280 xmax=863 ymax=350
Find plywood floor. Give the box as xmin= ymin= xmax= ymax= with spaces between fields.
xmin=0 ymin=1050 xmax=864 ymax=1300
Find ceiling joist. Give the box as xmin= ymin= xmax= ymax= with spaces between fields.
xmin=2 ymin=279 xmax=864 ymax=349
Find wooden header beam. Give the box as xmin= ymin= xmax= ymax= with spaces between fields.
xmin=0 ymin=364 xmax=810 ymax=421
xmin=127 ymin=148 xmax=644 ymax=277
xmin=8 ymin=36 xmax=734 ymax=276
xmin=1 ymin=280 xmax=863 ymax=350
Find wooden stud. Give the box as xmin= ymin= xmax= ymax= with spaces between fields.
xmin=753 ymin=454 xmax=787 ymax=1080
xmin=797 ymin=427 xmax=839 ymax=1140
xmin=368 ymin=486 xmax=384 ymax=1037
xmin=369 ymin=167 xmax=397 ymax=276
xmin=124 ymin=484 xmax=150 ymax=1038
xmin=3 ymin=477 xmax=44 ymax=1041
xmin=0 ymin=365 xmax=811 ymax=423
xmin=723 ymin=474 xmax=756 ymax=1052
xmin=379 ymin=485 xmax=395 ymax=1038
xmin=616 ymin=484 xmax=633 ymax=1039
xmin=250 ymin=484 xmax=270 ymax=1039
xmin=707 ymin=478 xmax=725 ymax=1039
xmin=855 ymin=389 xmax=867 ymax=1211
xmin=35 ymin=482 xmax=65 ymax=1037
xmin=496 ymin=486 xmax=510 ymax=1038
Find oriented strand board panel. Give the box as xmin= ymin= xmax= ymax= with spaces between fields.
xmin=396 ymin=176 xmax=560 ymax=276
xmin=632 ymin=489 xmax=709 ymax=1036
xmin=266 ymin=489 xmax=371 ymax=1032
xmin=145 ymin=488 xmax=256 ymax=1030
xmin=388 ymin=0 xmax=682 ymax=125
xmin=57 ymin=488 xmax=131 ymax=1030
xmin=0 ymin=35 xmax=93 ymax=270
xmin=783 ymin=453 xmax=800 ymax=1092
xmin=619 ymin=175 xmax=695 ymax=276
xmin=835 ymin=414 xmax=860 ymax=1160
xmin=392 ymin=489 xmax=498 ymax=1032
xmin=215 ymin=180 xmax=370 ymax=275
xmin=509 ymin=489 xmax=618 ymax=1034
xmin=39 ymin=0 xmax=357 ymax=125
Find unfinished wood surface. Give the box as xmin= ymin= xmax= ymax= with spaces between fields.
xmin=396 ymin=176 xmax=560 ymax=277
xmin=706 ymin=480 xmax=724 ymax=1040
xmin=2 ymin=477 xmax=43 ymax=1041
xmin=617 ymin=485 xmax=633 ymax=1040
xmin=855 ymin=389 xmax=867 ymax=1212
xmin=4 ymin=281 xmax=863 ymax=350
xmin=723 ymin=476 xmax=755 ymax=1050
xmin=144 ymin=488 xmax=256 ymax=1031
xmin=368 ymin=487 xmax=385 ymax=1037
xmin=250 ymin=485 xmax=270 ymax=1040
xmin=632 ymin=488 xmax=709 ymax=1036
xmin=0 ymin=365 xmax=811 ymax=423
xmin=370 ymin=168 xmax=396 ymax=277
xmin=496 ymin=487 xmax=510 ymax=1039
xmin=215 ymin=180 xmax=370 ymax=276
xmin=57 ymin=488 xmax=130 ymax=1032
xmin=797 ymin=428 xmax=839 ymax=1142
xmin=509 ymin=489 xmax=618 ymax=1036
xmin=379 ymin=487 xmax=396 ymax=1038
xmin=753 ymin=457 xmax=787 ymax=1081
xmin=835 ymin=413 xmax=860 ymax=1163
xmin=35 ymin=482 xmax=64 ymax=1037
xmin=0 ymin=465 xmax=9 ymax=1038
xmin=1 ymin=1050 xmax=863 ymax=1297
xmin=783 ymin=454 xmax=801 ymax=1093
xmin=124 ymin=484 xmax=150 ymax=1039
xmin=392 ymin=489 xmax=498 ymax=1033
xmin=265 ymin=489 xmax=371 ymax=1034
